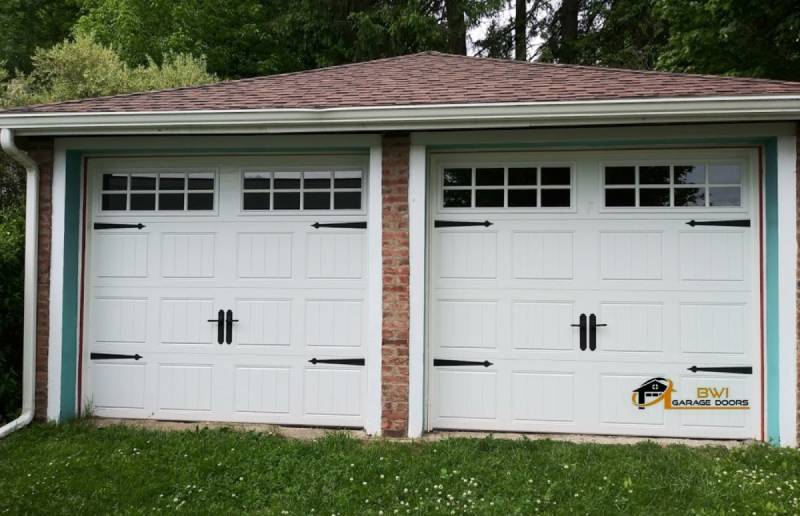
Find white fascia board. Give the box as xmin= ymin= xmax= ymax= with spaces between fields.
xmin=3 ymin=96 xmax=800 ymax=135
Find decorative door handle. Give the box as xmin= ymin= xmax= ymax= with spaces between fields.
xmin=571 ymin=314 xmax=587 ymax=351
xmin=225 ymin=310 xmax=239 ymax=345
xmin=208 ymin=310 xmax=224 ymax=344
xmin=589 ymin=314 xmax=606 ymax=351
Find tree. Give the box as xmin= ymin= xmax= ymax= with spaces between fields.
xmin=445 ymin=0 xmax=468 ymax=54
xmin=514 ymin=0 xmax=527 ymax=60
xmin=656 ymin=0 xmax=800 ymax=80
xmin=0 ymin=0 xmax=82 ymax=76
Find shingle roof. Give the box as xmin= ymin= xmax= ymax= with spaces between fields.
xmin=8 ymin=52 xmax=800 ymax=114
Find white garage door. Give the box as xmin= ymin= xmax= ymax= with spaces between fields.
xmin=428 ymin=150 xmax=761 ymax=439
xmin=85 ymin=156 xmax=370 ymax=427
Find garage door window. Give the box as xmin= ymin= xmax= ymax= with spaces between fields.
xmin=442 ymin=166 xmax=571 ymax=208
xmin=101 ymin=172 xmax=215 ymax=212
xmin=242 ymin=170 xmax=362 ymax=211
xmin=604 ymin=164 xmax=742 ymax=208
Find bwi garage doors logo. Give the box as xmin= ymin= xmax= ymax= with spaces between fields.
xmin=632 ymin=377 xmax=749 ymax=410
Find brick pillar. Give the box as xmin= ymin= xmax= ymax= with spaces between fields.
xmin=19 ymin=137 xmax=53 ymax=422
xmin=381 ymin=134 xmax=410 ymax=436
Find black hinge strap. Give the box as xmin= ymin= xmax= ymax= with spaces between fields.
xmin=686 ymin=219 xmax=750 ymax=227
xmin=94 ymin=222 xmax=146 ymax=230
xmin=90 ymin=353 xmax=142 ymax=360
xmin=433 ymin=359 xmax=493 ymax=367
xmin=434 ymin=220 xmax=493 ymax=228
xmin=311 ymin=222 xmax=367 ymax=229
xmin=688 ymin=366 xmax=753 ymax=374
xmin=308 ymin=358 xmax=365 ymax=366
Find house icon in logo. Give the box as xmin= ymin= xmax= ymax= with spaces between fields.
xmin=632 ymin=377 xmax=671 ymax=410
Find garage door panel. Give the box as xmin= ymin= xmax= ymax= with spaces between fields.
xmin=303 ymin=367 xmax=362 ymax=417
xmin=598 ymin=302 xmax=664 ymax=353
xmin=680 ymin=303 xmax=747 ymax=354
xmin=511 ymin=301 xmax=575 ymax=351
xmin=93 ymin=297 xmax=148 ymax=344
xmin=157 ymin=364 xmax=214 ymax=411
xmin=159 ymin=298 xmax=216 ymax=345
xmin=305 ymin=299 xmax=363 ymax=348
xmin=436 ymin=370 xmax=498 ymax=420
xmin=437 ymin=300 xmax=498 ymax=350
xmin=600 ymin=231 xmax=663 ymax=280
xmin=91 ymin=362 xmax=147 ymax=410
xmin=600 ymin=374 xmax=666 ymax=426
xmin=306 ymin=232 xmax=364 ymax=279
xmin=94 ymin=232 xmax=149 ymax=278
xmin=511 ymin=372 xmax=575 ymax=422
xmin=235 ymin=299 xmax=292 ymax=346
xmin=679 ymin=231 xmax=746 ymax=281
xmin=438 ymin=231 xmax=498 ymax=279
xmin=511 ymin=231 xmax=574 ymax=279
xmin=236 ymin=232 xmax=293 ymax=278
xmin=160 ymin=233 xmax=216 ymax=278
xmin=678 ymin=375 xmax=749 ymax=429
xmin=234 ymin=366 xmax=291 ymax=414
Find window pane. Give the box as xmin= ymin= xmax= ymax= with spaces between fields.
xmin=334 ymin=191 xmax=361 ymax=210
xmin=130 ymin=175 xmax=156 ymax=190
xmin=674 ymin=187 xmax=705 ymax=206
xmin=334 ymin=170 xmax=362 ymax=189
xmin=130 ymin=193 xmax=155 ymax=211
xmin=475 ymin=189 xmax=503 ymax=207
xmin=443 ymin=190 xmax=470 ymax=208
xmin=102 ymin=174 xmax=127 ymax=191
xmin=508 ymin=189 xmax=537 ymax=207
xmin=674 ymin=165 xmax=705 ymax=185
xmin=274 ymin=192 xmax=300 ymax=209
xmin=443 ymin=168 xmax=471 ymax=186
xmin=476 ymin=168 xmax=504 ymax=186
xmin=508 ymin=167 xmax=537 ymax=186
xmin=541 ymin=189 xmax=570 ymax=207
xmin=304 ymin=192 xmax=330 ymax=209
xmin=187 ymin=193 xmax=214 ymax=210
xmin=605 ymin=188 xmax=635 ymax=207
xmin=274 ymin=172 xmax=300 ymax=189
xmin=709 ymin=187 xmax=741 ymax=207
xmin=639 ymin=166 xmax=670 ymax=185
xmin=639 ymin=188 xmax=670 ymax=207
xmin=243 ymin=172 xmax=270 ymax=190
xmin=188 ymin=173 xmax=214 ymax=190
xmin=540 ymin=167 xmax=570 ymax=186
xmin=304 ymin=171 xmax=330 ymax=190
xmin=243 ymin=192 xmax=269 ymax=210
xmin=709 ymin=165 xmax=742 ymax=184
xmin=159 ymin=193 xmax=184 ymax=210
xmin=605 ymin=166 xmax=635 ymax=185
xmin=101 ymin=194 xmax=126 ymax=210
xmin=159 ymin=174 xmax=185 ymax=191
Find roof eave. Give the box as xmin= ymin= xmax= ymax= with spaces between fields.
xmin=2 ymin=96 xmax=800 ymax=136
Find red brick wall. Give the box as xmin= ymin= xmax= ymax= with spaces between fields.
xmin=381 ymin=134 xmax=410 ymax=436
xmin=19 ymin=137 xmax=53 ymax=422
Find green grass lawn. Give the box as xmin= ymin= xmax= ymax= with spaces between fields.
xmin=1 ymin=422 xmax=800 ymax=515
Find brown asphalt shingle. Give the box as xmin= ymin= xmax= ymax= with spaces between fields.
xmin=6 ymin=52 xmax=800 ymax=114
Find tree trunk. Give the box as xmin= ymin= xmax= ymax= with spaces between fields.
xmin=558 ymin=0 xmax=580 ymax=63
xmin=445 ymin=0 xmax=467 ymax=55
xmin=514 ymin=0 xmax=527 ymax=61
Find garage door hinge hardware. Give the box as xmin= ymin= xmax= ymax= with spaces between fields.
xmin=308 ymin=358 xmax=366 ymax=366
xmin=93 ymin=222 xmax=146 ymax=230
xmin=686 ymin=219 xmax=750 ymax=228
xmin=434 ymin=220 xmax=493 ymax=228
xmin=90 ymin=352 xmax=142 ymax=361
xmin=688 ymin=366 xmax=753 ymax=374
xmin=433 ymin=359 xmax=493 ymax=367
xmin=311 ymin=222 xmax=367 ymax=229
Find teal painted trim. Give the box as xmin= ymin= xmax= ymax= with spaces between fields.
xmin=764 ymin=138 xmax=780 ymax=444
xmin=59 ymin=151 xmax=82 ymax=420
xmin=73 ymin=146 xmax=369 ymax=156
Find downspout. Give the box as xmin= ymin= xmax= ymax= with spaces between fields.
xmin=0 ymin=128 xmax=39 ymax=438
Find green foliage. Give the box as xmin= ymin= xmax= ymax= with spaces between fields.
xmin=0 ymin=201 xmax=24 ymax=424
xmin=0 ymin=0 xmax=82 ymax=75
xmin=0 ymin=34 xmax=217 ymax=108
xmin=2 ymin=424 xmax=800 ymax=513
xmin=656 ymin=0 xmax=800 ymax=80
